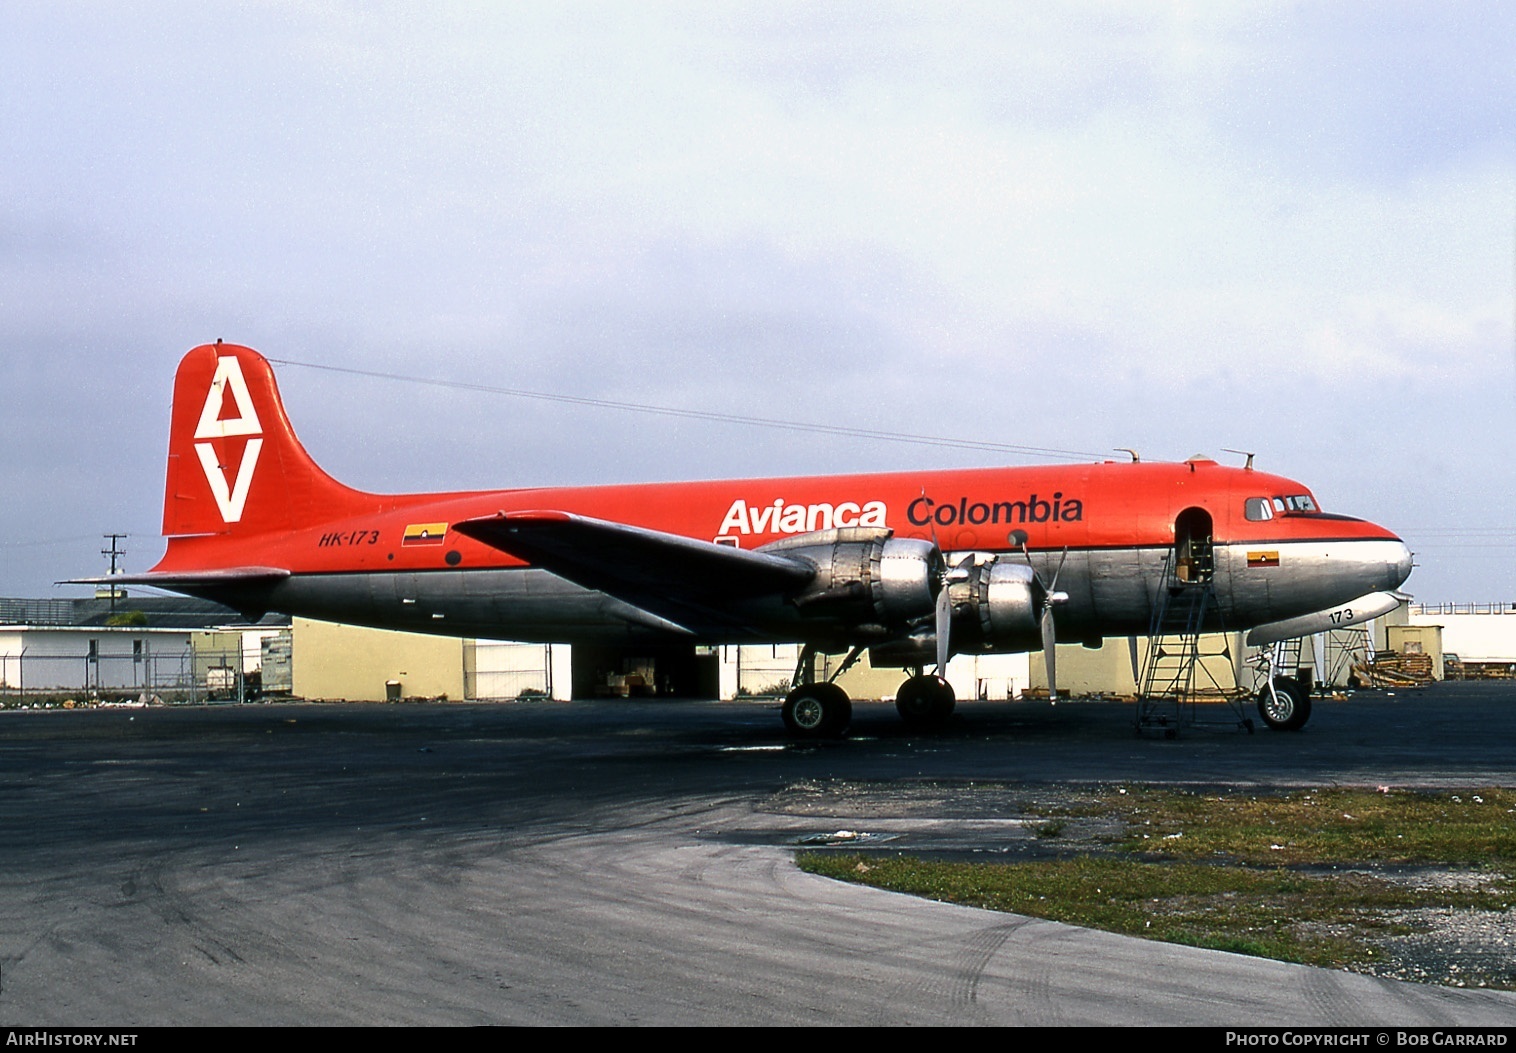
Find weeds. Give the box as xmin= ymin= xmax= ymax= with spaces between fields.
xmin=798 ymin=786 xmax=1516 ymax=988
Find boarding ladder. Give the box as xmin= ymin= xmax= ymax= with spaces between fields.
xmin=1134 ymin=549 xmax=1253 ymax=735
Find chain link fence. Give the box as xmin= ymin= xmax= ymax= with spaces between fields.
xmin=0 ymin=649 xmax=257 ymax=705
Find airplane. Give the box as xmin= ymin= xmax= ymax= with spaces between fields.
xmin=99 ymin=342 xmax=1413 ymax=737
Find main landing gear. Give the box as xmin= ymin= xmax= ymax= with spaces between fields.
xmin=782 ymin=644 xmax=858 ymax=740
xmin=781 ymin=648 xmax=959 ymax=739
xmin=781 ymin=682 xmax=852 ymax=738
xmin=894 ymin=673 xmax=956 ymax=729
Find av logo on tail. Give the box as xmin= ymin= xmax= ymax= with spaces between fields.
xmin=193 ymin=355 xmax=263 ymax=523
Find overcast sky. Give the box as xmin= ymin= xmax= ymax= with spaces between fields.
xmin=2 ymin=2 xmax=1512 ymax=603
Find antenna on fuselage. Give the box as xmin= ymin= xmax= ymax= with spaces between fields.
xmin=1222 ymin=448 xmax=1256 ymax=471
xmin=1114 ymin=448 xmax=1140 ymax=463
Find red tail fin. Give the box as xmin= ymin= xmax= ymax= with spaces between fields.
xmin=163 ymin=343 xmax=379 ymax=537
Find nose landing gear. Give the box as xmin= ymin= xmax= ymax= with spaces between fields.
xmin=1257 ymin=675 xmax=1311 ymax=732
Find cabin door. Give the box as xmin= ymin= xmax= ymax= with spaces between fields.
xmin=1174 ymin=507 xmax=1214 ymax=584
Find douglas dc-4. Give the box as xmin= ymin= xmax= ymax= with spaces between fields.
xmin=102 ymin=343 xmax=1413 ymax=737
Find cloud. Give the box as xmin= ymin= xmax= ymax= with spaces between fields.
xmin=0 ymin=3 xmax=1511 ymax=599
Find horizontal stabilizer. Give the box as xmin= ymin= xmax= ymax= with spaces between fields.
xmin=63 ymin=567 xmax=293 ymax=588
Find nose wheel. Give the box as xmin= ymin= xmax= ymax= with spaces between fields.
xmin=1257 ymin=676 xmax=1311 ymax=731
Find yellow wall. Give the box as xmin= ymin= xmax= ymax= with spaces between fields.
xmin=1387 ymin=623 xmax=1445 ymax=680
xmin=292 ymin=618 xmax=465 ymax=701
xmin=1029 ymin=634 xmax=1248 ymax=697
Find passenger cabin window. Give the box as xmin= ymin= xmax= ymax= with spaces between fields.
xmin=1244 ymin=497 xmax=1272 ymax=521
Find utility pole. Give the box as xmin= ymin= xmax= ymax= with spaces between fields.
xmin=101 ymin=534 xmax=127 ymax=614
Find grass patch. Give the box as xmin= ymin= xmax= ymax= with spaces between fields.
xmin=1086 ymin=787 xmax=1516 ymax=866
xmin=1032 ymin=818 xmax=1066 ymax=839
xmin=797 ymin=786 xmax=1516 ymax=987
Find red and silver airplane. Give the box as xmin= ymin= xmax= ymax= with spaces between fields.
xmin=109 ymin=342 xmax=1412 ymax=736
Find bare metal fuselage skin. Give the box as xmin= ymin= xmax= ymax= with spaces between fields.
xmin=251 ymin=538 xmax=1411 ymax=648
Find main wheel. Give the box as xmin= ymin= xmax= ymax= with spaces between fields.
xmin=895 ymin=674 xmax=955 ymax=729
xmin=1257 ymin=676 xmax=1311 ymax=731
xmin=782 ymin=683 xmax=851 ymax=739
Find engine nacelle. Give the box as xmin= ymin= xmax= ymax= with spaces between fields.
xmin=759 ymin=527 xmax=941 ymax=634
xmin=870 ymin=554 xmax=1047 ymax=669
xmin=953 ymin=557 xmax=1043 ymax=652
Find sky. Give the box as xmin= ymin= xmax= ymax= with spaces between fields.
xmin=2 ymin=2 xmax=1512 ymax=603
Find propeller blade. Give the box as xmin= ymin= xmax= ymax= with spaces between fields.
xmin=1011 ymin=532 xmax=1069 ymax=703
xmin=1047 ymin=547 xmax=1069 ymax=591
xmin=1128 ymin=635 xmax=1141 ymax=687
xmin=1041 ymin=604 xmax=1058 ymax=702
xmin=934 ymin=581 xmax=952 ymax=674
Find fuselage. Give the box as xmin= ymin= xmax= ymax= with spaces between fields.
xmin=154 ymin=454 xmax=1411 ymax=648
xmin=116 ymin=342 xmax=1414 ymax=731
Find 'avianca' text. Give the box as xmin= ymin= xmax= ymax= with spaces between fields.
xmin=718 ymin=499 xmax=888 ymax=536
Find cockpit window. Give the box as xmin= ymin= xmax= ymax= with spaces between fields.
xmin=1273 ymin=494 xmax=1319 ymax=515
xmin=1244 ymin=497 xmax=1272 ymax=521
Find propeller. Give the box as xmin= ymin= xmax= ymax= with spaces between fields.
xmin=922 ymin=501 xmax=983 ymax=676
xmin=929 ymin=550 xmax=991 ymax=675
xmin=1010 ymin=529 xmax=1069 ymax=702
xmin=922 ymin=493 xmax=954 ymax=676
xmin=934 ymin=580 xmax=952 ymax=675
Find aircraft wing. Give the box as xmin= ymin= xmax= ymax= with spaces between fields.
xmin=452 ymin=510 xmax=817 ymax=631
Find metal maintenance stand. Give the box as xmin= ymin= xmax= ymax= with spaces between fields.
xmin=1134 ymin=550 xmax=1255 ymax=736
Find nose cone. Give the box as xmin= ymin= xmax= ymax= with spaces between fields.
xmin=1321 ymin=526 xmax=1414 ymax=607
xmin=1389 ymin=538 xmax=1413 ymax=590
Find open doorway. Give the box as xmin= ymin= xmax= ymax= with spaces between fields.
xmin=1174 ymin=507 xmax=1214 ymax=584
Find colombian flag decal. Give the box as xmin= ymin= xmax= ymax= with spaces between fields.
xmin=403 ymin=522 xmax=449 ymax=546
xmin=1247 ymin=551 xmax=1280 ymax=568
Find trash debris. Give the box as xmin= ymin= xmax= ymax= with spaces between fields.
xmin=794 ymin=830 xmax=899 ymax=846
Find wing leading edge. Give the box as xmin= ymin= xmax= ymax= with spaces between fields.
xmin=452 ymin=510 xmax=818 ymax=634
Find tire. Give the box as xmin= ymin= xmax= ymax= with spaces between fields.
xmin=1257 ymin=676 xmax=1311 ymax=732
xmin=895 ymin=674 xmax=955 ymax=729
xmin=782 ymin=683 xmax=851 ymax=738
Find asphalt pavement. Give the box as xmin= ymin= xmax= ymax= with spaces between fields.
xmin=2 ymin=683 xmax=1514 ymax=1025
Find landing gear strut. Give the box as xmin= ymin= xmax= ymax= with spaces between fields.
xmin=895 ymin=673 xmax=955 ymax=729
xmin=780 ymin=644 xmax=857 ymax=739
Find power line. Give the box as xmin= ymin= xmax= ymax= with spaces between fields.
xmin=267 ymin=358 xmax=1108 ymax=462
xmin=0 ymin=534 xmax=115 ymax=549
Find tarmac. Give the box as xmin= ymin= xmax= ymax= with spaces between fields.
xmin=2 ymin=683 xmax=1515 ymax=1025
